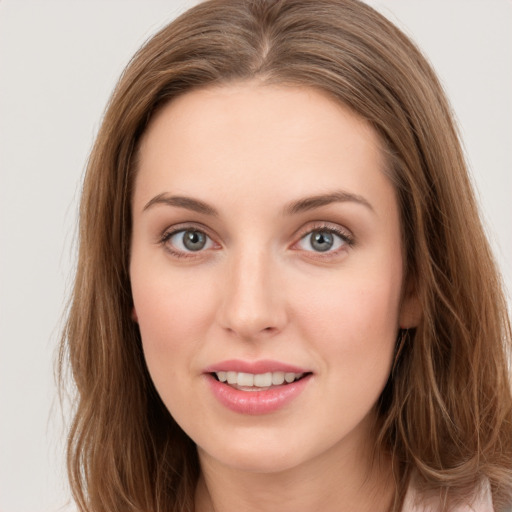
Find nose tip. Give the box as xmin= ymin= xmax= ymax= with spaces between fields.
xmin=223 ymin=304 xmax=281 ymax=340
xmin=217 ymin=254 xmax=287 ymax=340
xmin=225 ymin=324 xmax=280 ymax=342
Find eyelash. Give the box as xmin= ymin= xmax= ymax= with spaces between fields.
xmin=159 ymin=222 xmax=355 ymax=259
xmin=159 ymin=223 xmax=217 ymax=259
xmin=295 ymin=223 xmax=355 ymax=254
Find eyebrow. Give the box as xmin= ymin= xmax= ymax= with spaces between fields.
xmin=283 ymin=190 xmax=374 ymax=215
xmin=142 ymin=189 xmax=374 ymax=217
xmin=143 ymin=193 xmax=219 ymax=216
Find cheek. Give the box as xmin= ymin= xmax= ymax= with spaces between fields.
xmin=297 ymin=272 xmax=401 ymax=335
xmin=133 ymin=269 xmax=214 ymax=343
xmin=292 ymin=268 xmax=402 ymax=380
xmin=130 ymin=267 xmax=218 ymax=388
xmin=130 ymin=267 xmax=220 ymax=426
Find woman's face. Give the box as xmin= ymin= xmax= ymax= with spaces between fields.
xmin=130 ymin=83 xmax=417 ymax=474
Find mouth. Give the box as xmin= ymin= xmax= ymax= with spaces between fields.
xmin=204 ymin=360 xmax=313 ymax=413
xmin=211 ymin=370 xmax=311 ymax=391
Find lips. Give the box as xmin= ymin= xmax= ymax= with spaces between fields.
xmin=205 ymin=359 xmax=310 ymax=374
xmin=214 ymin=370 xmax=305 ymax=389
xmin=204 ymin=359 xmax=312 ymax=414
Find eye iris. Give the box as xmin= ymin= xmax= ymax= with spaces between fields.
xmin=311 ymin=231 xmax=334 ymax=252
xmin=183 ymin=230 xmax=206 ymax=251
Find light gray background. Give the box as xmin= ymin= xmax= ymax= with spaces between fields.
xmin=1 ymin=1 xmax=511 ymax=511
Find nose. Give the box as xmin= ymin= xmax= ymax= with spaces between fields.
xmin=217 ymin=247 xmax=287 ymax=340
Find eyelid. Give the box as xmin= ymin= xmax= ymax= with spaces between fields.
xmin=159 ymin=220 xmax=217 ymax=240
xmin=291 ymin=221 xmax=355 ymax=254
xmin=157 ymin=221 xmax=353 ymax=258
xmin=159 ymin=222 xmax=221 ymax=257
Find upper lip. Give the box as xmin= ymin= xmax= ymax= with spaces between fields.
xmin=204 ymin=359 xmax=311 ymax=374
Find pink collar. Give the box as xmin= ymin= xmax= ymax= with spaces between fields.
xmin=402 ymin=478 xmax=494 ymax=511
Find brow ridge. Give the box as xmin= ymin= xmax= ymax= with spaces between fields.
xmin=284 ymin=190 xmax=374 ymax=215
xmin=143 ymin=190 xmax=373 ymax=216
xmin=143 ymin=193 xmax=218 ymax=216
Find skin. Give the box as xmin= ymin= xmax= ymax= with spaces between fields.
xmin=130 ymin=82 xmax=419 ymax=512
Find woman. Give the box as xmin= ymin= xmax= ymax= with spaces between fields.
xmin=60 ymin=0 xmax=512 ymax=510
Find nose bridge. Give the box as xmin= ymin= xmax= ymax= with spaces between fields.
xmin=219 ymin=242 xmax=285 ymax=338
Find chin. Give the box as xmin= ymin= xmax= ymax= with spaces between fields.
xmin=198 ymin=436 xmax=312 ymax=474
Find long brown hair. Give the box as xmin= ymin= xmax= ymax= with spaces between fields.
xmin=59 ymin=1 xmax=512 ymax=510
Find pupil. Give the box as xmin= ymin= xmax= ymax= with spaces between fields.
xmin=183 ymin=231 xmax=206 ymax=251
xmin=311 ymin=231 xmax=333 ymax=252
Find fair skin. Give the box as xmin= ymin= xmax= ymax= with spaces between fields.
xmin=130 ymin=82 xmax=419 ymax=512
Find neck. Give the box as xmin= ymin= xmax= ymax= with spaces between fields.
xmin=195 ymin=422 xmax=395 ymax=512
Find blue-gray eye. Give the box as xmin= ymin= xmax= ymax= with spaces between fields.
xmin=298 ymin=229 xmax=346 ymax=253
xmin=311 ymin=231 xmax=333 ymax=252
xmin=168 ymin=229 xmax=213 ymax=252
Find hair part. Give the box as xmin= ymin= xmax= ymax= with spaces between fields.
xmin=60 ymin=1 xmax=512 ymax=510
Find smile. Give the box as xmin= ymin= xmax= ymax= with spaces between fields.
xmin=213 ymin=371 xmax=306 ymax=390
xmin=205 ymin=361 xmax=313 ymax=414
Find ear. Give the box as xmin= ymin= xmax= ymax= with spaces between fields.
xmin=398 ymin=278 xmax=422 ymax=329
xmin=131 ymin=307 xmax=139 ymax=323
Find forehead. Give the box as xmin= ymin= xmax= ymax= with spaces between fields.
xmin=134 ymin=82 xmax=392 ymax=216
xmin=140 ymin=82 xmax=383 ymax=162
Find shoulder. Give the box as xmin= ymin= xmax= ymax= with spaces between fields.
xmin=402 ymin=478 xmax=494 ymax=512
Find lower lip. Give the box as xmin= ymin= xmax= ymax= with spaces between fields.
xmin=205 ymin=374 xmax=312 ymax=415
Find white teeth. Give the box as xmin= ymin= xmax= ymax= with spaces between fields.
xmin=237 ymin=372 xmax=254 ymax=387
xmin=253 ymin=372 xmax=272 ymax=387
xmin=272 ymin=371 xmax=285 ymax=385
xmin=214 ymin=371 xmax=305 ymax=387
xmin=284 ymin=372 xmax=296 ymax=383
